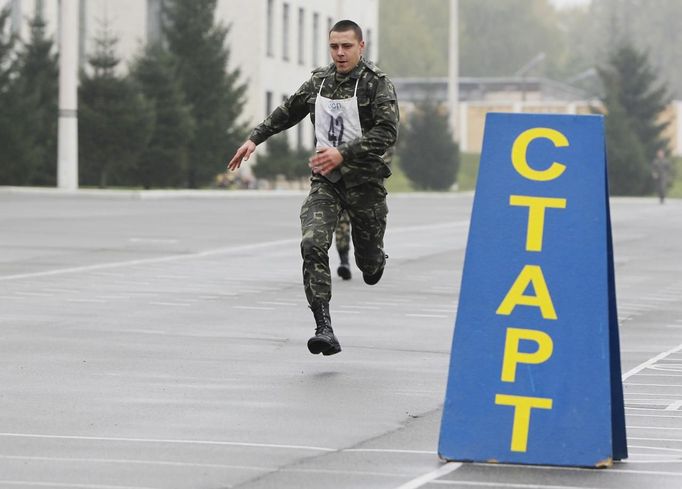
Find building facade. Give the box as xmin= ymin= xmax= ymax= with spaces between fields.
xmin=4 ymin=0 xmax=379 ymax=153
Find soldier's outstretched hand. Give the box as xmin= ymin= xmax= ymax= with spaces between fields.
xmin=228 ymin=140 xmax=256 ymax=171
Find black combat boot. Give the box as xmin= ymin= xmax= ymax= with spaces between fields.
xmin=363 ymin=254 xmax=388 ymax=285
xmin=337 ymin=249 xmax=352 ymax=280
xmin=307 ymin=302 xmax=342 ymax=356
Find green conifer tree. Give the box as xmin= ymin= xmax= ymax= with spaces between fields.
xmin=598 ymin=41 xmax=669 ymax=195
xmin=163 ymin=0 xmax=246 ymax=188
xmin=0 ymin=6 xmax=25 ymax=185
xmin=14 ymin=14 xmax=59 ymax=185
xmin=251 ymin=134 xmax=310 ymax=185
xmin=79 ymin=27 xmax=153 ymax=188
xmin=130 ymin=43 xmax=194 ymax=189
xmin=398 ymin=100 xmax=459 ymax=191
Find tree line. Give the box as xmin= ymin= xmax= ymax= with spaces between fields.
xmin=382 ymin=0 xmax=673 ymax=195
xmin=0 ymin=0 xmax=245 ymax=189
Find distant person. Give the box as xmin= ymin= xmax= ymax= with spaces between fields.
xmin=227 ymin=20 xmax=399 ymax=356
xmin=334 ymin=148 xmax=394 ymax=280
xmin=652 ymin=149 xmax=672 ymax=204
xmin=335 ymin=210 xmax=352 ymax=280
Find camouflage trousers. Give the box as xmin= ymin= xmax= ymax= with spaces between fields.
xmin=300 ymin=178 xmax=388 ymax=306
xmin=335 ymin=210 xmax=351 ymax=254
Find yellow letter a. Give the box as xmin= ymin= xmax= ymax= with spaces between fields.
xmin=496 ymin=265 xmax=557 ymax=320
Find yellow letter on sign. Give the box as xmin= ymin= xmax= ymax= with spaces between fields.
xmin=496 ymin=265 xmax=557 ymax=320
xmin=511 ymin=128 xmax=568 ymax=181
xmin=495 ymin=394 xmax=553 ymax=452
xmin=501 ymin=327 xmax=554 ymax=382
xmin=509 ymin=195 xmax=567 ymax=252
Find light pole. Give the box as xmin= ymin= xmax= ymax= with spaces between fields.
xmin=57 ymin=0 xmax=79 ymax=190
xmin=448 ymin=0 xmax=459 ymax=143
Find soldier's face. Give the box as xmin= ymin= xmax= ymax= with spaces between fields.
xmin=329 ymin=30 xmax=364 ymax=74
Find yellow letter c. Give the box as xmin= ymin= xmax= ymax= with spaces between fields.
xmin=511 ymin=128 xmax=568 ymax=181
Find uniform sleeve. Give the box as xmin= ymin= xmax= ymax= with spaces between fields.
xmin=248 ymin=78 xmax=314 ymax=145
xmin=336 ymin=76 xmax=399 ymax=162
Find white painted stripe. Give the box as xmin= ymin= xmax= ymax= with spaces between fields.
xmin=430 ymin=481 xmax=603 ymax=489
xmin=148 ymin=302 xmax=192 ymax=307
xmin=667 ymin=400 xmax=682 ymax=411
xmin=232 ymin=306 xmax=274 ymax=311
xmin=629 ymin=425 xmax=682 ymax=430
xmin=625 ymin=382 xmax=682 ymax=386
xmin=627 ymin=413 xmax=682 ymax=419
xmin=0 ymin=482 xmax=156 ymax=489
xmin=628 ymin=373 xmax=682 ymax=378
xmin=622 ymin=343 xmax=682 ymax=380
xmin=406 ymin=314 xmax=449 ymax=318
xmin=394 ymin=462 xmax=462 ymax=489
xmin=346 ymin=448 xmax=436 ymax=455
xmin=629 ymin=444 xmax=682 ymax=453
xmin=0 ymin=432 xmax=335 ymax=452
xmin=0 ymin=454 xmax=271 ymax=471
xmin=0 ymin=238 xmax=298 ymax=282
xmin=65 ymin=299 xmax=107 ymax=303
xmin=0 ymin=221 xmax=467 ymax=283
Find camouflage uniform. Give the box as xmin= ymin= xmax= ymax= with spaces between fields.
xmin=249 ymin=58 xmax=399 ymax=306
xmin=335 ymin=210 xmax=351 ymax=256
xmin=335 ymin=148 xmax=393 ymax=257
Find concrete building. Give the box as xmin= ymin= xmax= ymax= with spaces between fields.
xmin=4 ymin=0 xmax=379 ymax=153
xmin=395 ymin=76 xmax=682 ymax=156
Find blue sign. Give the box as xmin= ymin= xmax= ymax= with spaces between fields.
xmin=438 ymin=113 xmax=627 ymax=467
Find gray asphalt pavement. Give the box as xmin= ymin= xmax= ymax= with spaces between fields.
xmin=1 ymin=189 xmax=681 ymax=489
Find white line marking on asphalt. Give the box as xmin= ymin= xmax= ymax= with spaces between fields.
xmin=129 ymin=238 xmax=179 ymax=244
xmin=148 ymin=302 xmax=191 ymax=307
xmin=477 ymin=461 xmax=682 ymax=476
xmin=0 ymin=221 xmax=467 ymax=282
xmin=65 ymin=299 xmax=107 ymax=304
xmin=622 ymin=343 xmax=682 ymax=380
xmin=14 ymin=291 xmax=53 ymax=297
xmin=394 ymin=462 xmax=462 ymax=489
xmin=627 ymin=413 xmax=682 ymax=419
xmin=232 ymin=306 xmax=274 ymax=311
xmin=429 ymin=481 xmax=603 ymax=488
xmin=629 ymin=425 xmax=682 ymax=430
xmin=346 ymin=448 xmax=436 ymax=454
xmin=626 ymin=406 xmax=682 ymax=412
xmin=0 ymin=432 xmax=336 ymax=452
xmin=406 ymin=314 xmax=449 ymax=318
xmin=625 ymin=382 xmax=682 ymax=386
xmin=666 ymin=400 xmax=682 ymax=411
xmin=0 ymin=482 xmax=157 ymax=489
xmin=628 ymin=373 xmax=682 ymax=378
xmin=629 ymin=445 xmax=682 ymax=453
xmin=0 ymin=454 xmax=271 ymax=471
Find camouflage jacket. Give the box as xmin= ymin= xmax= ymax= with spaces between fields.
xmin=249 ymin=58 xmax=399 ymax=188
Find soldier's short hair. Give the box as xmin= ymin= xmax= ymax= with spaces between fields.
xmin=330 ymin=20 xmax=363 ymax=42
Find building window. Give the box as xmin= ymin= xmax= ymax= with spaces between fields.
xmin=297 ymin=7 xmax=304 ymax=65
xmin=266 ymin=0 xmax=274 ymax=57
xmin=282 ymin=2 xmax=290 ymax=61
xmin=266 ymin=91 xmax=273 ymax=117
xmin=312 ymin=12 xmax=319 ymax=67
xmin=365 ymin=28 xmax=372 ymax=61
